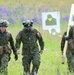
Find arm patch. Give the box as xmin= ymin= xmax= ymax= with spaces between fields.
xmin=37 ymin=32 xmax=41 ymax=38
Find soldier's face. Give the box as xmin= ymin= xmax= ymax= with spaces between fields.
xmin=25 ymin=27 xmax=31 ymax=31
xmin=0 ymin=27 xmax=7 ymax=33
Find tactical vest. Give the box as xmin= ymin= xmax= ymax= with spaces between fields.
xmin=68 ymin=39 xmax=74 ymax=50
xmin=21 ymin=29 xmax=38 ymax=48
xmin=0 ymin=31 xmax=11 ymax=55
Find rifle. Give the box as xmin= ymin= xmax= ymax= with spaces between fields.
xmin=62 ymin=26 xmax=71 ymax=64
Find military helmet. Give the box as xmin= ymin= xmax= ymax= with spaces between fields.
xmin=47 ymin=14 xmax=52 ymax=18
xmin=22 ymin=20 xmax=33 ymax=27
xmin=0 ymin=19 xmax=9 ymax=27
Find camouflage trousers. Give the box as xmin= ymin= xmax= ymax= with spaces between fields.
xmin=22 ymin=52 xmax=40 ymax=75
xmin=66 ymin=49 xmax=74 ymax=73
xmin=0 ymin=53 xmax=9 ymax=75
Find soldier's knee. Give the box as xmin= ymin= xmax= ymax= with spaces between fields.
xmin=33 ymin=61 xmax=40 ymax=66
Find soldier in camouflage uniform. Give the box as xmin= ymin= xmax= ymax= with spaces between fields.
xmin=15 ymin=20 xmax=44 ymax=75
xmin=61 ymin=26 xmax=74 ymax=73
xmin=0 ymin=19 xmax=18 ymax=75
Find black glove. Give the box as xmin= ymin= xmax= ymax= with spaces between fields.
xmin=64 ymin=36 xmax=70 ymax=40
xmin=8 ymin=56 xmax=11 ymax=61
xmin=14 ymin=54 xmax=18 ymax=61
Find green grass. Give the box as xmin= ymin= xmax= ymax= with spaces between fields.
xmin=0 ymin=0 xmax=74 ymax=74
xmin=6 ymin=23 xmax=69 ymax=75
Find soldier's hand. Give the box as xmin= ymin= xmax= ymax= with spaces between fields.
xmin=64 ymin=36 xmax=70 ymax=40
xmin=17 ymin=50 xmax=20 ymax=54
xmin=14 ymin=54 xmax=18 ymax=61
xmin=40 ymin=50 xmax=43 ymax=54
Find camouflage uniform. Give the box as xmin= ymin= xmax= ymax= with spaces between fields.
xmin=15 ymin=20 xmax=44 ymax=75
xmin=0 ymin=20 xmax=18 ymax=75
xmin=61 ymin=26 xmax=74 ymax=72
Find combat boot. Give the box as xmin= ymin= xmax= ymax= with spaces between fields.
xmin=27 ymin=72 xmax=30 ymax=75
xmin=31 ymin=71 xmax=37 ymax=75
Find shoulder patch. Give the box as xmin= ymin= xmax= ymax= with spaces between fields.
xmin=37 ymin=32 xmax=41 ymax=37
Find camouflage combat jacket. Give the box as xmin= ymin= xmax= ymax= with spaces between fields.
xmin=61 ymin=26 xmax=74 ymax=51
xmin=0 ymin=30 xmax=17 ymax=55
xmin=15 ymin=28 xmax=44 ymax=55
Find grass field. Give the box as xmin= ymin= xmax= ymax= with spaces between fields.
xmin=6 ymin=23 xmax=68 ymax=75
xmin=0 ymin=0 xmax=74 ymax=75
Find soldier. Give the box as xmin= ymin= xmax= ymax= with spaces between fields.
xmin=15 ymin=20 xmax=44 ymax=75
xmin=61 ymin=26 xmax=74 ymax=73
xmin=0 ymin=19 xmax=18 ymax=75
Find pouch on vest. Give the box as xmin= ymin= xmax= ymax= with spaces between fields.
xmin=68 ymin=39 xmax=74 ymax=49
xmin=0 ymin=46 xmax=3 ymax=55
